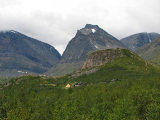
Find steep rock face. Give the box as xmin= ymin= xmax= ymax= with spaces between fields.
xmin=82 ymin=48 xmax=129 ymax=69
xmin=47 ymin=24 xmax=127 ymax=76
xmin=0 ymin=30 xmax=61 ymax=77
xmin=61 ymin=24 xmax=126 ymax=63
xmin=121 ymin=32 xmax=160 ymax=51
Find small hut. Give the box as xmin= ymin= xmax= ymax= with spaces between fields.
xmin=74 ymin=82 xmax=84 ymax=87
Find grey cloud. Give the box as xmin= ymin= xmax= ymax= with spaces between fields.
xmin=0 ymin=0 xmax=20 ymax=7
xmin=0 ymin=0 xmax=160 ymax=54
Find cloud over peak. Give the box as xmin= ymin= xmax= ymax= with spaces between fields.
xmin=0 ymin=0 xmax=160 ymax=54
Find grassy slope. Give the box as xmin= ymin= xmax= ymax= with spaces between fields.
xmin=0 ymin=49 xmax=160 ymax=120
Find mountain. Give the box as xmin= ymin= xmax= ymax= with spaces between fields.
xmin=136 ymin=38 xmax=160 ymax=64
xmin=1 ymin=48 xmax=160 ymax=119
xmin=0 ymin=30 xmax=61 ymax=78
xmin=47 ymin=24 xmax=127 ymax=76
xmin=121 ymin=32 xmax=160 ymax=51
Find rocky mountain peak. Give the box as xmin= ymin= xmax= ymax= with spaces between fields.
xmin=61 ymin=24 xmax=126 ymax=63
xmin=76 ymin=24 xmax=100 ymax=36
xmin=8 ymin=30 xmax=18 ymax=34
xmin=85 ymin=24 xmax=99 ymax=29
xmin=0 ymin=30 xmax=18 ymax=34
xmin=47 ymin=24 xmax=126 ymax=76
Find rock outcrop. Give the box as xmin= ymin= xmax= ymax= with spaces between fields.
xmin=82 ymin=48 xmax=134 ymax=69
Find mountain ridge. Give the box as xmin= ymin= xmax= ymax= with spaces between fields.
xmin=0 ymin=30 xmax=61 ymax=78
xmin=121 ymin=32 xmax=160 ymax=51
xmin=47 ymin=24 xmax=127 ymax=76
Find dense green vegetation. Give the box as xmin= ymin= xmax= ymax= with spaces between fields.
xmin=0 ymin=49 xmax=160 ymax=120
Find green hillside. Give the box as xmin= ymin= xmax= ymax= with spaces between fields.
xmin=0 ymin=49 xmax=160 ymax=120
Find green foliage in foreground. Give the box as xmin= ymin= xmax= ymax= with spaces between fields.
xmin=0 ymin=50 xmax=160 ymax=120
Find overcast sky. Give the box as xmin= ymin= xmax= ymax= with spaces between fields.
xmin=0 ymin=0 xmax=160 ymax=54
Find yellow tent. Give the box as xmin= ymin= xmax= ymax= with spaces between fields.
xmin=66 ymin=84 xmax=71 ymax=88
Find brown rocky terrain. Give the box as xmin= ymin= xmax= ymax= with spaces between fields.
xmin=82 ymin=48 xmax=125 ymax=69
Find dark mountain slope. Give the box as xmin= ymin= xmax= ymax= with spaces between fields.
xmin=121 ymin=32 xmax=160 ymax=51
xmin=0 ymin=30 xmax=61 ymax=77
xmin=47 ymin=24 xmax=126 ymax=76
xmin=61 ymin=24 xmax=126 ymax=63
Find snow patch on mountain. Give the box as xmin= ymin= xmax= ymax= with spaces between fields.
xmin=95 ymin=45 xmax=99 ymax=49
xmin=9 ymin=30 xmax=17 ymax=33
xmin=17 ymin=70 xmax=28 ymax=74
xmin=91 ymin=29 xmax=96 ymax=33
xmin=147 ymin=33 xmax=152 ymax=42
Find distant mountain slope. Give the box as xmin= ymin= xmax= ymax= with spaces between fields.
xmin=47 ymin=24 xmax=127 ymax=76
xmin=136 ymin=38 xmax=160 ymax=64
xmin=121 ymin=32 xmax=160 ymax=51
xmin=0 ymin=30 xmax=61 ymax=77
